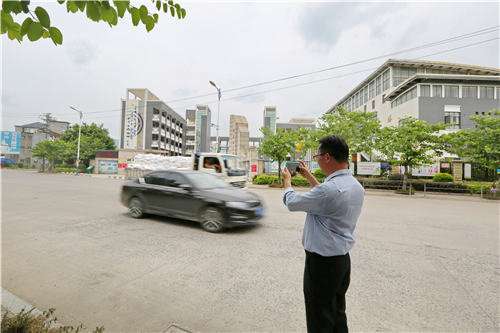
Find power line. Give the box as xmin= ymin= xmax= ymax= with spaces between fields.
xmin=163 ymin=25 xmax=500 ymax=104
xmin=3 ymin=27 xmax=499 ymax=119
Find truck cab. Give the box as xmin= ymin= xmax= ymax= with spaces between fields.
xmin=194 ymin=153 xmax=247 ymax=189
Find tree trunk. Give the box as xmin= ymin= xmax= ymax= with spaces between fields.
xmin=277 ymin=158 xmax=282 ymax=185
xmin=403 ymin=165 xmax=408 ymax=190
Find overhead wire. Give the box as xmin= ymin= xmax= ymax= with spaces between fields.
xmin=2 ymin=26 xmax=499 ymax=120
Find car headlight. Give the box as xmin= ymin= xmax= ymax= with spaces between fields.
xmin=225 ymin=201 xmax=250 ymax=209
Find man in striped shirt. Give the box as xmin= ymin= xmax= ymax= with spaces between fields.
xmin=282 ymin=135 xmax=365 ymax=333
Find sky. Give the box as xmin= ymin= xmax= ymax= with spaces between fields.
xmin=2 ymin=1 xmax=499 ymax=141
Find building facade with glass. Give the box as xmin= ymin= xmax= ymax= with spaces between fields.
xmin=185 ymin=105 xmax=212 ymax=156
xmin=327 ymin=59 xmax=500 ymax=131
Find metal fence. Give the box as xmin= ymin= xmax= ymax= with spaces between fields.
xmin=358 ymin=178 xmax=490 ymax=198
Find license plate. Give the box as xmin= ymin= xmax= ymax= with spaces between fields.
xmin=255 ymin=208 xmax=264 ymax=216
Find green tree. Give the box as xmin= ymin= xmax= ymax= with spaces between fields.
xmin=445 ymin=109 xmax=500 ymax=183
xmin=257 ymin=127 xmax=298 ymax=185
xmin=31 ymin=139 xmax=71 ymax=171
xmin=378 ymin=117 xmax=447 ymax=188
xmin=316 ymin=107 xmax=382 ymax=160
xmin=1 ymin=0 xmax=186 ymax=45
xmin=59 ymin=122 xmax=116 ymax=164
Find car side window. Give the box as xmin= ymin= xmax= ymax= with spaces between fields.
xmin=145 ymin=173 xmax=170 ymax=186
xmin=167 ymin=173 xmax=188 ymax=188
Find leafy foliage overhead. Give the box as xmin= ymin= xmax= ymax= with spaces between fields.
xmin=1 ymin=0 xmax=186 ymax=45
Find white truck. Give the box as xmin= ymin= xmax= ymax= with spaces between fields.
xmin=125 ymin=153 xmax=248 ymax=188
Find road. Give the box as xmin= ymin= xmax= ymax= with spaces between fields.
xmin=2 ymin=170 xmax=499 ymax=332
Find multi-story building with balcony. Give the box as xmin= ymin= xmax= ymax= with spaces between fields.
xmin=119 ymin=88 xmax=186 ymax=156
xmin=327 ymin=59 xmax=500 ymax=130
xmin=185 ymin=105 xmax=212 ymax=156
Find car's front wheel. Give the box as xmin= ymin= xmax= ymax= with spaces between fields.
xmin=201 ymin=207 xmax=225 ymax=233
xmin=129 ymin=197 xmax=145 ymax=218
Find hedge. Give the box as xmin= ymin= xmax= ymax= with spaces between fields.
xmin=54 ymin=168 xmax=78 ymax=173
xmin=253 ymin=174 xmax=322 ymax=187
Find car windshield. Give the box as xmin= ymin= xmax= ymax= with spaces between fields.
xmin=222 ymin=155 xmax=245 ymax=170
xmin=185 ymin=172 xmax=229 ymax=189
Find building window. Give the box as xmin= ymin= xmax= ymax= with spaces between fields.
xmin=432 ymin=85 xmax=442 ymax=97
xmin=382 ymin=70 xmax=390 ymax=91
xmin=496 ymin=87 xmax=500 ymax=99
xmin=359 ymin=90 xmax=363 ymax=106
xmin=363 ymin=86 xmax=368 ymax=103
xmin=382 ymin=94 xmax=386 ymax=103
xmin=364 ymin=105 xmax=367 ymax=112
xmin=21 ymin=135 xmax=25 ymax=139
xmin=444 ymin=85 xmax=459 ymax=98
xmin=372 ymin=100 xmax=375 ymax=109
xmin=369 ymin=81 xmax=375 ymax=99
xmin=479 ymin=86 xmax=494 ymax=99
xmin=462 ymin=86 xmax=477 ymax=98
xmin=421 ymin=85 xmax=430 ymax=97
xmin=391 ymin=87 xmax=417 ymax=108
xmin=444 ymin=112 xmax=460 ymax=129
xmin=376 ymin=75 xmax=382 ymax=95
xmin=393 ymin=67 xmax=417 ymax=86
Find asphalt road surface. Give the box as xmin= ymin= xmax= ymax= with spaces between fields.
xmin=2 ymin=170 xmax=499 ymax=332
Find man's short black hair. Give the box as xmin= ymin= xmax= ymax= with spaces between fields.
xmin=318 ymin=135 xmax=349 ymax=163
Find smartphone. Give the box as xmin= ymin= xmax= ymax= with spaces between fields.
xmin=286 ymin=161 xmax=301 ymax=172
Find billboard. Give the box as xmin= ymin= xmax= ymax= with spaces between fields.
xmin=411 ymin=163 xmax=440 ymax=177
xmin=99 ymin=160 xmax=118 ymax=174
xmin=357 ymin=162 xmax=381 ymax=175
xmin=123 ymin=100 xmax=144 ymax=149
xmin=0 ymin=131 xmax=21 ymax=154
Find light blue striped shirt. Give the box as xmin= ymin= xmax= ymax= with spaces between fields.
xmin=283 ymin=169 xmax=365 ymax=257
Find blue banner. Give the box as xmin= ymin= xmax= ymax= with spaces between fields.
xmin=0 ymin=131 xmax=21 ymax=154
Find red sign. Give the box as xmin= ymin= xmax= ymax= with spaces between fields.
xmin=441 ymin=163 xmax=451 ymax=168
xmin=97 ymin=150 xmax=118 ymax=158
xmin=118 ymin=163 xmax=128 ymax=168
xmin=251 ymin=164 xmax=257 ymax=172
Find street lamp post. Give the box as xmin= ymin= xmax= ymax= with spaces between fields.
xmin=209 ymin=81 xmax=221 ymax=153
xmin=70 ymin=106 xmax=83 ymax=175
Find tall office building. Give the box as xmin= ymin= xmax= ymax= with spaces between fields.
xmin=120 ymin=88 xmax=186 ymax=156
xmin=262 ymin=106 xmax=277 ymax=135
xmin=185 ymin=105 xmax=212 ymax=156
xmin=228 ymin=115 xmax=250 ymax=157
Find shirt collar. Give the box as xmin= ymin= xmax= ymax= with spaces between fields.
xmin=325 ymin=169 xmax=352 ymax=182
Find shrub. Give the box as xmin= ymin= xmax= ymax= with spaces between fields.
xmin=291 ymin=178 xmax=311 ymax=186
xmin=388 ymin=173 xmax=404 ymax=181
xmin=313 ymin=168 xmax=327 ymax=179
xmin=253 ymin=175 xmax=278 ymax=185
xmin=60 ymin=162 xmax=68 ymax=168
xmin=433 ymin=173 xmax=454 ymax=182
xmin=17 ymin=163 xmax=24 ymax=168
xmin=1 ymin=307 xmax=104 ymax=333
xmin=68 ymin=164 xmax=76 ymax=168
xmin=78 ymin=163 xmax=87 ymax=170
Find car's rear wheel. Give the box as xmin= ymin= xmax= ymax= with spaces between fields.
xmin=201 ymin=207 xmax=225 ymax=233
xmin=129 ymin=197 xmax=145 ymax=218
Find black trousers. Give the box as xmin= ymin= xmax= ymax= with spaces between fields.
xmin=304 ymin=250 xmax=351 ymax=333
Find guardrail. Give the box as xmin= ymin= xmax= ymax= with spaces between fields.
xmin=357 ymin=178 xmax=489 ymax=198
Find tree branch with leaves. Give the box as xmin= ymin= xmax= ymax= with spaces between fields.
xmin=257 ymin=127 xmax=298 ymax=185
xmin=378 ymin=117 xmax=447 ymax=189
xmin=1 ymin=0 xmax=186 ymax=45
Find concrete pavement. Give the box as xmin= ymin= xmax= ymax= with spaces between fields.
xmin=2 ymin=170 xmax=498 ymax=332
